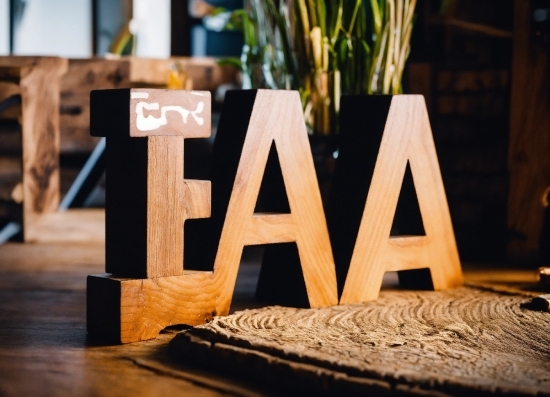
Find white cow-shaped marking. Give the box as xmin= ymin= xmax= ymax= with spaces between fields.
xmin=132 ymin=91 xmax=205 ymax=132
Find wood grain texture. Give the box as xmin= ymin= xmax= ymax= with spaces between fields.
xmin=170 ymin=287 xmax=550 ymax=397
xmin=127 ymin=57 xmax=238 ymax=89
xmin=146 ymin=137 xmax=212 ymax=278
xmin=2 ymin=240 xmax=542 ymax=396
xmin=126 ymin=57 xmax=172 ymax=86
xmin=0 ymin=57 xmax=68 ymax=241
xmin=91 ymin=89 xmax=211 ymax=279
xmin=0 ymin=241 xmax=266 ymax=397
xmin=0 ymin=67 xmax=22 ymax=84
xmin=20 ymin=57 xmax=67 ymax=241
xmin=146 ymin=135 xmax=186 ymax=278
xmin=211 ymin=90 xmax=337 ymax=314
xmin=507 ymin=0 xmax=550 ymax=262
xmin=328 ymin=95 xmax=463 ymax=304
xmin=91 ymin=88 xmax=211 ymax=139
xmin=0 ymin=57 xmax=105 ymax=243
xmin=183 ymin=180 xmax=211 ymax=220
xmin=88 ymin=272 xmax=217 ymax=344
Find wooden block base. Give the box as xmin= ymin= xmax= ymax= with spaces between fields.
xmin=87 ymin=271 xmax=216 ymax=343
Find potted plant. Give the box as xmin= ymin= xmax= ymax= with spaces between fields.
xmin=222 ymin=0 xmax=417 ymax=135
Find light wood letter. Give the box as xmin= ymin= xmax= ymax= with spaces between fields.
xmin=329 ymin=95 xmax=463 ymax=304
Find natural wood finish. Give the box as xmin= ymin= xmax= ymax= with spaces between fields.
xmin=170 ymin=287 xmax=550 ymax=397
xmin=88 ymin=89 xmax=337 ymax=343
xmin=0 ymin=67 xmax=22 ymax=83
xmin=0 ymin=241 xmax=267 ymax=397
xmin=146 ymin=135 xmax=186 ymax=277
xmin=126 ymin=57 xmax=171 ymax=85
xmin=0 ymin=56 xmax=105 ymax=243
xmin=90 ymin=88 xmax=211 ymax=279
xmin=244 ymin=214 xmax=295 ymax=245
xmin=328 ymin=95 xmax=463 ymax=304
xmin=147 ymin=136 xmax=212 ymax=278
xmin=20 ymin=58 xmax=67 ymax=241
xmin=0 ymin=57 xmax=68 ymax=241
xmin=126 ymin=57 xmax=239 ymax=90
xmin=0 ymin=239 xmax=544 ymax=396
xmin=211 ymin=90 xmax=337 ymax=313
xmin=183 ymin=180 xmax=212 ymax=219
xmin=88 ymin=271 xmax=216 ymax=343
xmin=507 ymin=0 xmax=550 ymax=262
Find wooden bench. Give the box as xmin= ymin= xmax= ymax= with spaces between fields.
xmin=0 ymin=56 xmax=104 ymax=242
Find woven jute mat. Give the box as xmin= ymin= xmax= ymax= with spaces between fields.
xmin=169 ymin=287 xmax=550 ymax=397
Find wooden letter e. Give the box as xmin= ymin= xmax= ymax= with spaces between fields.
xmin=87 ymin=89 xmax=213 ymax=343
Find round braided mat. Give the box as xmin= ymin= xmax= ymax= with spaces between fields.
xmin=170 ymin=287 xmax=550 ymax=396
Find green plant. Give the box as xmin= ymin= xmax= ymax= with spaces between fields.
xmin=224 ymin=0 xmax=417 ymax=134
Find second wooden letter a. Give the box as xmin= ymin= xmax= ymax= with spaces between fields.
xmin=327 ymin=95 xmax=463 ymax=304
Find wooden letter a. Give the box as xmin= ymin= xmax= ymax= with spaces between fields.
xmin=185 ymin=89 xmax=338 ymax=314
xmin=213 ymin=90 xmax=337 ymax=312
xmin=326 ymin=95 xmax=463 ymax=304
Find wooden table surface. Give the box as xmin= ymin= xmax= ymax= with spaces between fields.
xmin=0 ymin=241 xmax=272 ymax=397
xmin=0 ymin=240 xmax=542 ymax=397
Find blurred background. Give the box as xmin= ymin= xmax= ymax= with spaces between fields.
xmin=0 ymin=0 xmax=549 ymax=268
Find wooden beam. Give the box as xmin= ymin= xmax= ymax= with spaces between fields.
xmin=0 ymin=57 xmax=68 ymax=242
